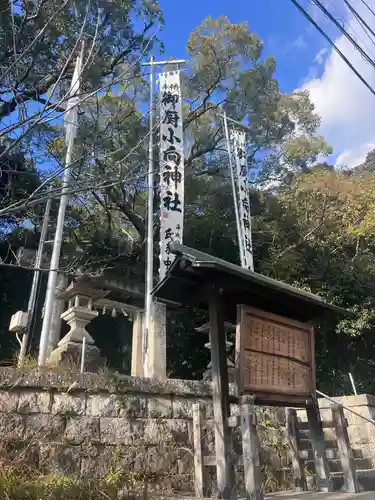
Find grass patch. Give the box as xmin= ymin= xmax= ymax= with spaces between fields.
xmin=0 ymin=469 xmax=126 ymax=500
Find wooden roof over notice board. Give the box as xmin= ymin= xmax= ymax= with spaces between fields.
xmin=152 ymin=243 xmax=348 ymax=323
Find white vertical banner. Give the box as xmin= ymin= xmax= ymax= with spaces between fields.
xmin=158 ymin=70 xmax=184 ymax=281
xmin=230 ymin=129 xmax=254 ymax=271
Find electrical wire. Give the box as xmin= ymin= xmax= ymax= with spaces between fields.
xmin=326 ymin=0 xmax=375 ymax=54
xmin=310 ymin=0 xmax=375 ymax=70
xmin=343 ymin=0 xmax=375 ymax=50
xmin=358 ymin=0 xmax=375 ymax=19
xmin=290 ymin=0 xmax=375 ymax=97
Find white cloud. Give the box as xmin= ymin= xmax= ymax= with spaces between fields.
xmin=314 ymin=47 xmax=328 ymax=65
xmin=301 ymin=0 xmax=375 ymax=168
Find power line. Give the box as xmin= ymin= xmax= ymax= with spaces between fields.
xmin=290 ymin=0 xmax=375 ymax=98
xmin=358 ymin=0 xmax=375 ymax=19
xmin=311 ymin=0 xmax=375 ymax=71
xmin=326 ymin=0 xmax=375 ymax=54
xmin=344 ymin=0 xmax=375 ymax=50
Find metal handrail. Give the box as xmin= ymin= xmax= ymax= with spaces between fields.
xmin=316 ymin=389 xmax=375 ymax=426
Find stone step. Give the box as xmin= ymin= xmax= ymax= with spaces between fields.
xmin=299 ymin=439 xmax=338 ymax=451
xmin=307 ymin=468 xmax=375 ymax=492
xmin=304 ymin=458 xmax=373 ymax=473
xmin=300 ymin=448 xmax=364 ymax=460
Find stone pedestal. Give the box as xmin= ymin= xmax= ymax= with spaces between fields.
xmin=48 ymin=305 xmax=105 ymax=371
xmin=145 ymin=301 xmax=167 ymax=378
xmin=59 ymin=306 xmax=98 ymax=345
xmin=131 ymin=312 xmax=144 ymax=377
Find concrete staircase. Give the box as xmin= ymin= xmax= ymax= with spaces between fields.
xmin=299 ymin=436 xmax=375 ymax=491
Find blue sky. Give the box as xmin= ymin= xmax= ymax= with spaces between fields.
xmin=158 ymin=0 xmax=324 ymax=92
xmin=155 ymin=0 xmax=375 ymax=169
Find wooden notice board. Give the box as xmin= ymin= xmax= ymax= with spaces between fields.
xmin=236 ymin=305 xmax=315 ymax=407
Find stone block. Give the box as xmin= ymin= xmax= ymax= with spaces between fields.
xmin=344 ymin=408 xmax=373 ymax=426
xmin=79 ymin=441 xmax=101 ymax=458
xmin=357 ymin=442 xmax=375 ymax=460
xmin=116 ymin=418 xmax=145 ymax=445
xmin=39 ymin=443 xmax=81 ymax=475
xmin=322 ymin=428 xmax=336 ymax=441
xmin=100 ymin=417 xmax=145 ymax=445
xmin=124 ymin=447 xmax=148 ymax=472
xmin=144 ymin=418 xmax=189 ymax=445
xmin=0 ymin=414 xmax=24 ymax=439
xmin=0 ymin=391 xmax=19 ymax=412
xmin=347 ymin=424 xmax=371 ymax=445
xmin=86 ymin=394 xmax=117 ymax=417
xmin=82 ymin=446 xmax=149 ymax=481
xmin=18 ymin=391 xmax=51 ymax=414
xmin=168 ymin=473 xmax=194 ymax=493
xmin=148 ymin=396 xmax=172 ymax=418
xmin=318 ymin=408 xmax=332 ymax=421
xmin=116 ymin=394 xmax=147 ymax=418
xmin=25 ymin=414 xmax=65 ymax=440
xmin=173 ymin=397 xmax=196 ymax=418
xmin=80 ymin=445 xmax=115 ymax=478
xmin=52 ymin=393 xmax=86 ymax=416
xmin=177 ymin=448 xmax=194 ymax=475
xmin=146 ymin=445 xmax=179 ymax=474
xmin=64 ymin=416 xmax=100 ymax=444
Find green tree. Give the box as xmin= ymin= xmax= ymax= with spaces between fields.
xmin=256 ymin=167 xmax=375 ymax=394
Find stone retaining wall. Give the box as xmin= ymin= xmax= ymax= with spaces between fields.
xmin=0 ymin=367 xmax=217 ymax=494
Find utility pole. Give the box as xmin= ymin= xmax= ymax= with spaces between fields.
xmin=38 ymin=43 xmax=84 ymax=366
xmin=140 ymin=58 xmax=186 ymax=378
xmin=18 ymin=190 xmax=52 ymax=367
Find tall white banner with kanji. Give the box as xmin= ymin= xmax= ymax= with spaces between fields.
xmin=230 ymin=129 xmax=254 ymax=271
xmin=158 ymin=70 xmax=184 ymax=280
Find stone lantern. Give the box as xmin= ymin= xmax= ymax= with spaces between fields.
xmin=195 ymin=321 xmax=236 ymax=383
xmin=47 ymin=280 xmax=108 ymax=370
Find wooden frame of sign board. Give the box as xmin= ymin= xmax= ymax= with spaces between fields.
xmin=236 ymin=305 xmax=316 ymax=407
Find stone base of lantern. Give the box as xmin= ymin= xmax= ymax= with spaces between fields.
xmin=46 ymin=305 xmax=105 ymax=372
xmin=47 ymin=341 xmax=105 ymax=372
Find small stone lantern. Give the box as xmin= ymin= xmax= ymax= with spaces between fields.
xmin=195 ymin=321 xmax=236 ymax=383
xmin=47 ymin=280 xmax=108 ymax=370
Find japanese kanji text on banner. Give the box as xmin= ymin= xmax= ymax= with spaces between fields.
xmin=230 ymin=130 xmax=253 ymax=271
xmin=159 ymin=71 xmax=184 ymax=280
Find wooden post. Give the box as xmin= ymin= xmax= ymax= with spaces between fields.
xmin=208 ymin=285 xmax=234 ymax=500
xmin=331 ymin=403 xmax=359 ymax=494
xmin=193 ymin=403 xmax=205 ymax=498
xmin=285 ymin=408 xmax=307 ymax=492
xmin=306 ymin=400 xmax=332 ymax=492
xmin=240 ymin=396 xmax=263 ymax=500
